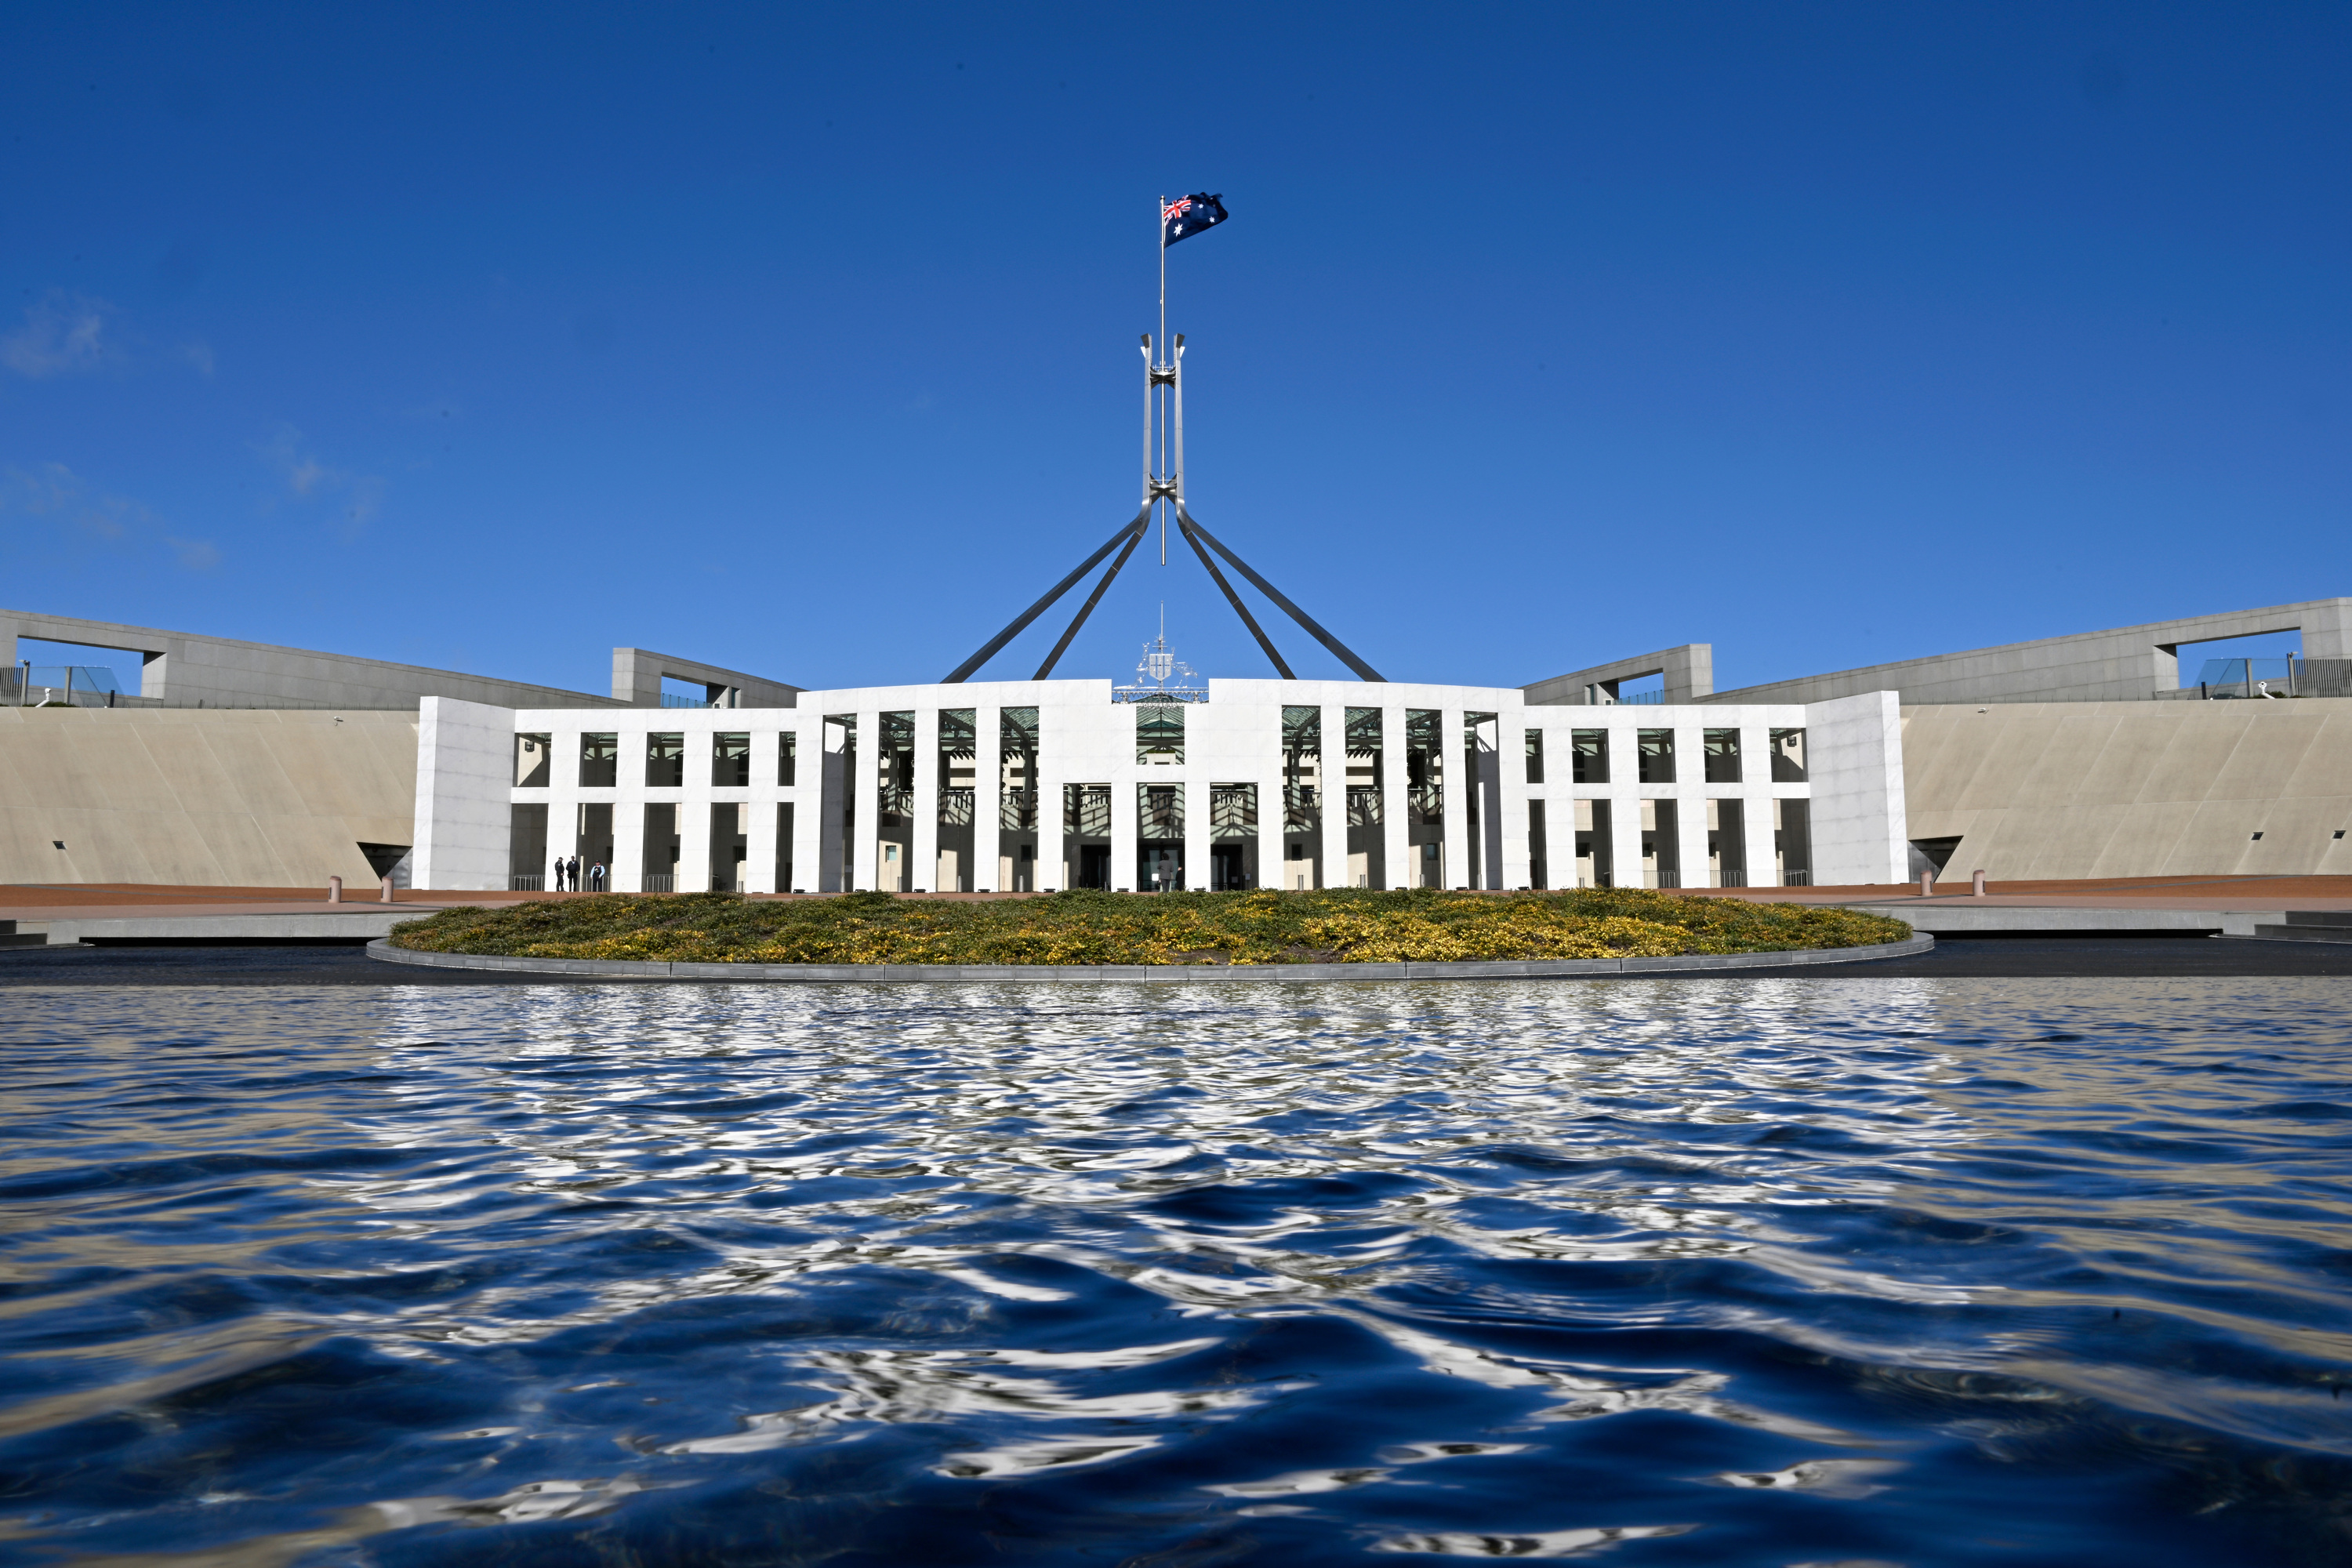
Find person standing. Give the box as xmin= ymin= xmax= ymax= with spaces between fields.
xmin=552 ymin=854 xmax=564 ymax=893
xmin=590 ymin=861 xmax=606 ymax=892
xmin=568 ymin=855 xmax=581 ymax=891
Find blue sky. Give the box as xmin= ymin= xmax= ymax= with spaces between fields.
xmin=3 ymin=3 xmax=2344 ymax=697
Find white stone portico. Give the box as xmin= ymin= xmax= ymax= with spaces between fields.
xmin=411 ymin=679 xmax=1910 ymax=895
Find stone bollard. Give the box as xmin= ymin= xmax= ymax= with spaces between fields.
xmin=1972 ymin=869 xmax=1987 ymax=898
xmin=380 ymin=875 xmax=395 ymax=903
xmin=1918 ymin=871 xmax=1934 ymax=898
xmin=328 ymin=876 xmax=343 ymax=903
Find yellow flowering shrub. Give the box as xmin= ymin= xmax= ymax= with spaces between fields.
xmin=391 ymin=887 xmax=1908 ymax=967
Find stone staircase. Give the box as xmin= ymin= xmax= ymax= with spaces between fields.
xmin=2249 ymin=912 xmax=2352 ymax=944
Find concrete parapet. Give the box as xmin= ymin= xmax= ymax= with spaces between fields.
xmin=364 ymin=934 xmax=1933 ymax=982
xmin=1524 ymin=644 xmax=1713 ymax=707
xmin=1690 ymin=598 xmax=2352 ymax=709
xmin=1844 ymin=903 xmax=2268 ymax=936
xmin=29 ymin=909 xmax=423 ymax=942
xmin=612 ymin=648 xmax=800 ymax=710
xmin=0 ymin=608 xmax=626 ymax=712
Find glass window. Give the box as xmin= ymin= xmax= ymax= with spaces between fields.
xmin=579 ymin=733 xmax=619 ymax=788
xmin=1065 ymin=782 xmax=1112 ymax=836
xmin=1346 ymin=708 xmax=1385 ymax=828
xmin=1000 ymin=707 xmax=1039 ymax=830
xmin=1770 ymin=728 xmax=1808 ymax=782
xmin=878 ymin=711 xmax=915 ymax=826
xmin=1283 ymin=706 xmax=1321 ymax=827
xmin=779 ymin=731 xmax=797 ymax=786
xmin=940 ymin=709 xmax=977 ymax=778
xmin=939 ymin=709 xmax=977 ymax=829
xmin=1570 ymin=729 xmax=1607 ymax=784
xmin=514 ymin=733 xmax=551 ymax=788
xmin=1138 ymin=782 xmax=1185 ymax=838
xmin=1524 ymin=729 xmax=1544 ymax=785
xmin=1703 ymin=728 xmax=1740 ymax=784
xmin=826 ymin=717 xmax=858 ymax=887
xmin=713 ymin=732 xmax=750 ymax=787
xmin=1210 ymin=783 xmax=1258 ymax=837
xmin=1137 ymin=704 xmax=1185 ymax=764
xmin=1637 ymin=728 xmax=1675 ymax=784
xmin=1405 ymin=710 xmax=1443 ymax=824
xmin=646 ymin=733 xmax=685 ymax=787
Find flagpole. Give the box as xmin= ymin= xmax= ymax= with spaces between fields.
xmin=1157 ymin=194 xmax=1167 ymax=565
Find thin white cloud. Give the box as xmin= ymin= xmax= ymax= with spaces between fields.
xmin=165 ymin=535 xmax=221 ymax=571
xmin=256 ymin=424 xmax=385 ymax=543
xmin=338 ymin=476 xmax=385 ymax=544
xmin=0 ymin=462 xmax=197 ymax=567
xmin=183 ymin=341 xmax=216 ymax=377
xmin=1 ymin=292 xmax=116 ymax=378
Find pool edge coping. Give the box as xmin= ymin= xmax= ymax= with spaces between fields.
xmin=361 ymin=933 xmax=1933 ymax=982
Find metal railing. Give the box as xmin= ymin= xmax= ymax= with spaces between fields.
xmin=642 ymin=874 xmax=676 ymax=892
xmin=510 ymin=874 xmax=544 ymax=891
xmin=4 ymin=666 xmax=130 ymax=707
xmin=1780 ymin=869 xmax=1813 ymax=887
xmin=2193 ymin=657 xmax=2352 ymax=699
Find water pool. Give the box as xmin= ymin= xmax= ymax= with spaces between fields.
xmin=2 ymin=978 xmax=2348 ymax=1564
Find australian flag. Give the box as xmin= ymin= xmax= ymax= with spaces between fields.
xmin=1162 ymin=192 xmax=1229 ymax=247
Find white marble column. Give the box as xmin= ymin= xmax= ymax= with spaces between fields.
xmin=972 ymin=705 xmax=1002 ymax=891
xmin=1439 ymin=706 xmax=1471 ymax=889
xmin=1320 ymin=702 xmax=1348 ymax=890
xmin=1497 ymin=716 xmax=1531 ymax=889
xmin=1112 ymin=771 xmax=1138 ymax=891
xmin=1034 ymin=713 xmax=1065 ymax=893
xmin=850 ymin=709 xmax=880 ymax=891
xmin=818 ymin=717 xmax=849 ymax=892
xmin=1382 ymin=704 xmax=1410 ymax=890
xmin=743 ymin=742 xmax=776 ymax=896
xmin=911 ymin=707 xmax=939 ymax=891
xmin=614 ymin=797 xmax=647 ymax=895
xmin=790 ymin=721 xmax=820 ymax=892
xmin=1252 ymin=775 xmax=1281 ymax=891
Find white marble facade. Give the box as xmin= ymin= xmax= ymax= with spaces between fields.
xmin=412 ymin=679 xmax=1911 ymax=893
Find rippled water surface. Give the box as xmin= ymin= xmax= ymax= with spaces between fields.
xmin=5 ymin=978 xmax=2352 ymax=1566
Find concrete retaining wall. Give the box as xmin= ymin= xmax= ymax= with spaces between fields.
xmin=0 ymin=707 xmax=419 ymax=886
xmin=364 ymin=934 xmax=1933 ymax=982
xmin=1901 ymin=698 xmax=2352 ymax=879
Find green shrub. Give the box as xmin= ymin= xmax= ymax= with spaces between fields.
xmin=390 ymin=887 xmax=1909 ymax=966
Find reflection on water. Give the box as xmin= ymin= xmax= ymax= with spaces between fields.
xmin=2 ymin=977 xmax=2350 ymax=1564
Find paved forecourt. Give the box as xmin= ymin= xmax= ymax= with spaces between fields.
xmin=364 ymin=935 xmax=1933 ymax=983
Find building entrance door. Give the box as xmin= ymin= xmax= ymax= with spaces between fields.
xmin=1138 ymin=844 xmax=1185 ymax=892
xmin=1210 ymin=842 xmax=1250 ymax=890
xmin=1077 ymin=844 xmax=1110 ymax=888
